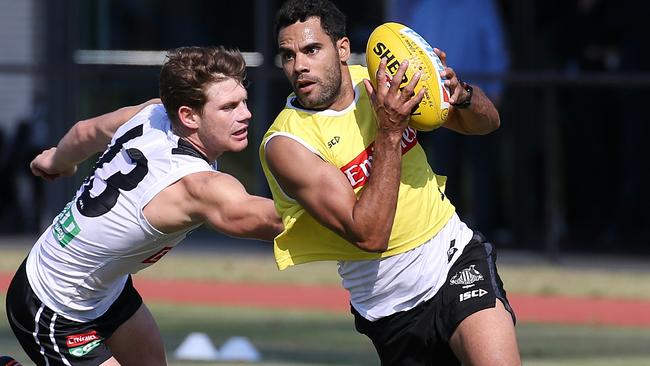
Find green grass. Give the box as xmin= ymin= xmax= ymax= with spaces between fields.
xmin=0 ymin=295 xmax=375 ymax=366
xmin=152 ymin=303 xmax=377 ymax=365
xmin=4 ymin=244 xmax=650 ymax=300
xmin=2 ymin=298 xmax=650 ymax=365
xmin=518 ymin=323 xmax=650 ymax=365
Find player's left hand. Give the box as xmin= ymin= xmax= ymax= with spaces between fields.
xmin=30 ymin=147 xmax=77 ymax=181
xmin=434 ymin=48 xmax=470 ymax=106
xmin=364 ymin=57 xmax=425 ymax=136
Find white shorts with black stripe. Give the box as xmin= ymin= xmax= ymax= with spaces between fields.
xmin=5 ymin=259 xmax=142 ymax=366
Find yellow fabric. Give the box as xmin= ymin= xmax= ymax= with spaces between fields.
xmin=260 ymin=65 xmax=455 ymax=270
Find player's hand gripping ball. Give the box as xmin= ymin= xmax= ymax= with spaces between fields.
xmin=366 ymin=22 xmax=451 ymax=131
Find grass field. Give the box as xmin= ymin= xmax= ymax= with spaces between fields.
xmin=2 ymin=299 xmax=650 ymax=365
xmin=3 ymin=244 xmax=650 ymax=300
xmin=2 ymin=243 xmax=650 ymax=365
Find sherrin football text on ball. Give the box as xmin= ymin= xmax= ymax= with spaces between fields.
xmin=365 ymin=22 xmax=450 ymax=131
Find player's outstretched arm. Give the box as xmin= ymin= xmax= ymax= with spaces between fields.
xmin=178 ymin=172 xmax=283 ymax=241
xmin=30 ymin=99 xmax=160 ymax=181
xmin=434 ymin=48 xmax=500 ymax=135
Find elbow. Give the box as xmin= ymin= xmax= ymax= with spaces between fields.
xmin=345 ymin=220 xmax=391 ymax=253
xmin=485 ymin=115 xmax=500 ymax=134
xmin=355 ymin=237 xmax=389 ymax=253
xmin=69 ymin=120 xmax=95 ymax=144
xmin=477 ymin=112 xmax=500 ymax=135
xmin=492 ymin=112 xmax=501 ymax=131
xmin=341 ymin=217 xmax=391 ymax=252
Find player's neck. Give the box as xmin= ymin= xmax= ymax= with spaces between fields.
xmin=328 ymin=66 xmax=355 ymax=111
xmin=181 ymin=135 xmax=218 ymax=162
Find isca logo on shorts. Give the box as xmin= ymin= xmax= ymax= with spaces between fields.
xmin=459 ymin=288 xmax=488 ymax=302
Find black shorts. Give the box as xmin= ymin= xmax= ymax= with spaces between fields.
xmin=5 ymin=259 xmax=143 ymax=366
xmin=352 ymin=232 xmax=516 ymax=366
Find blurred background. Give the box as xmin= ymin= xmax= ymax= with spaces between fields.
xmin=0 ymin=0 xmax=649 ymax=267
xmin=1 ymin=1 xmax=650 ymax=365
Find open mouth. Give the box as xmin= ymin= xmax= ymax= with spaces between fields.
xmin=233 ymin=127 xmax=248 ymax=137
xmin=296 ymin=79 xmax=316 ymax=93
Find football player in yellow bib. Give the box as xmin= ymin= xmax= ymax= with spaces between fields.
xmin=261 ymin=0 xmax=521 ymax=365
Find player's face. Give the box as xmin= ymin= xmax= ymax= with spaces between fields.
xmin=198 ymin=78 xmax=251 ymax=158
xmin=278 ymin=16 xmax=344 ymax=110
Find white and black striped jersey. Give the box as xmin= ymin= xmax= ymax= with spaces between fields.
xmin=26 ymin=104 xmax=216 ymax=322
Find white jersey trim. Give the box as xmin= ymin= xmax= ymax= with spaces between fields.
xmin=263 ymin=131 xmax=325 ymax=202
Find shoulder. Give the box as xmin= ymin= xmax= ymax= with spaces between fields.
xmin=263 ymin=104 xmax=311 ymax=144
xmin=349 ymin=65 xmax=370 ymax=85
xmin=113 ymin=103 xmax=170 ymax=140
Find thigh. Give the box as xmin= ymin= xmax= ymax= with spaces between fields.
xmin=7 ymin=293 xmax=114 ymax=365
xmin=444 ymin=235 xmax=520 ymax=365
xmin=352 ymin=302 xmax=459 ymax=366
xmin=449 ymin=299 xmax=521 ymax=366
xmin=442 ymin=234 xmax=516 ymax=332
xmin=105 ymin=303 xmax=166 ymax=366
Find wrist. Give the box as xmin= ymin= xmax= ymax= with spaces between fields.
xmin=373 ymin=134 xmax=403 ymax=158
xmin=451 ymin=80 xmax=473 ymax=109
xmin=376 ymin=128 xmax=404 ymax=146
xmin=52 ymin=150 xmax=77 ymax=172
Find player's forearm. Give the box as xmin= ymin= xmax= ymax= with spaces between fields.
xmin=223 ymin=198 xmax=283 ymax=242
xmin=350 ymin=131 xmax=403 ymax=252
xmin=251 ymin=202 xmax=284 ymax=241
xmin=251 ymin=219 xmax=284 ymax=242
xmin=51 ymin=120 xmax=106 ymax=169
xmin=447 ymin=86 xmax=500 ymax=135
xmin=53 ymin=99 xmax=161 ymax=168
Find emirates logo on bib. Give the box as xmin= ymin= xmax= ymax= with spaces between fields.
xmin=340 ymin=127 xmax=418 ymax=188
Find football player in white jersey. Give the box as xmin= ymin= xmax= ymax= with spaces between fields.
xmin=6 ymin=46 xmax=283 ymax=366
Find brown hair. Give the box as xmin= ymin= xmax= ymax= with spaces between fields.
xmin=159 ymin=46 xmax=246 ymax=126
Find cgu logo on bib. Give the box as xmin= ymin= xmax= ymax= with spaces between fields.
xmin=67 ymin=331 xmax=102 ymax=357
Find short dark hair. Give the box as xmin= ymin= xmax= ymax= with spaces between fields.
xmin=275 ymin=0 xmax=347 ymax=44
xmin=159 ymin=46 xmax=246 ymax=126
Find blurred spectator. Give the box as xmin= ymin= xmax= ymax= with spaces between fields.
xmin=1 ymin=94 xmax=49 ymax=233
xmin=386 ymin=0 xmax=510 ymax=241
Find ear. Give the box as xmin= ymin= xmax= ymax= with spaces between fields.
xmin=337 ymin=37 xmax=351 ymax=63
xmin=177 ymin=105 xmax=200 ymax=130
